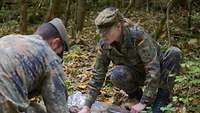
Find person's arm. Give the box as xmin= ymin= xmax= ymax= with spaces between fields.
xmin=41 ymin=59 xmax=69 ymax=113
xmin=84 ymin=41 xmax=111 ymax=108
xmin=136 ymin=32 xmax=161 ymax=105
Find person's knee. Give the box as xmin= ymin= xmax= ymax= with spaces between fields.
xmin=161 ymin=46 xmax=182 ymax=77
xmin=168 ymin=46 xmax=182 ymax=61
xmin=111 ymin=65 xmax=123 ymax=81
xmin=111 ymin=65 xmax=139 ymax=95
xmin=110 ymin=65 xmax=132 ymax=84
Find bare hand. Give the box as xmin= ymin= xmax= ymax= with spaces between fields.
xmin=69 ymin=106 xmax=80 ymax=113
xmin=130 ymin=103 xmax=146 ymax=113
xmin=78 ymin=106 xmax=90 ymax=113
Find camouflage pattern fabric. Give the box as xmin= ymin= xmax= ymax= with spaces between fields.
xmin=85 ymin=25 xmax=182 ymax=108
xmin=0 ymin=35 xmax=69 ymax=113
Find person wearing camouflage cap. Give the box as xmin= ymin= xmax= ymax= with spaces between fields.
xmin=0 ymin=18 xmax=69 ymax=113
xmin=79 ymin=7 xmax=182 ymax=113
xmin=48 ymin=18 xmax=69 ymax=51
xmin=36 ymin=18 xmax=69 ymax=58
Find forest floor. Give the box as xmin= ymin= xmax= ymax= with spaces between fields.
xmin=0 ymin=10 xmax=199 ymax=112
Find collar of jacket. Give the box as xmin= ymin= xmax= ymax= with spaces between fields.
xmin=100 ymin=26 xmax=134 ymax=52
xmin=106 ymin=27 xmax=134 ymax=56
xmin=118 ymin=27 xmax=134 ymax=53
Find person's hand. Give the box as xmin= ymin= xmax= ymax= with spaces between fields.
xmin=130 ymin=103 xmax=146 ymax=113
xmin=78 ymin=106 xmax=90 ymax=113
xmin=69 ymin=106 xmax=80 ymax=113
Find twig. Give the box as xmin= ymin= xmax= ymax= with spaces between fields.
xmin=123 ymin=0 xmax=133 ymax=16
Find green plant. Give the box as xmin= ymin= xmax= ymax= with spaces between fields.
xmin=160 ymin=103 xmax=176 ymax=113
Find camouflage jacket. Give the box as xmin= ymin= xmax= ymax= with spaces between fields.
xmin=85 ymin=25 xmax=162 ymax=107
xmin=0 ymin=35 xmax=68 ymax=113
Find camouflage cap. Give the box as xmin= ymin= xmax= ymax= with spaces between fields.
xmin=95 ymin=7 xmax=124 ymax=36
xmin=95 ymin=7 xmax=124 ymax=29
xmin=49 ymin=18 xmax=69 ymax=51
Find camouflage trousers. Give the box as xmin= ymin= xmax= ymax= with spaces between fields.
xmin=110 ymin=46 xmax=182 ymax=113
xmin=0 ymin=74 xmax=46 ymax=113
xmin=0 ymin=99 xmax=46 ymax=113
xmin=0 ymin=102 xmax=46 ymax=113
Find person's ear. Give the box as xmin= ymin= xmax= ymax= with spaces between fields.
xmin=49 ymin=37 xmax=61 ymax=50
xmin=116 ymin=23 xmax=122 ymax=31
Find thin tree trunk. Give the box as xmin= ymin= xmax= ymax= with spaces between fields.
xmin=20 ymin=0 xmax=27 ymax=34
xmin=71 ymin=0 xmax=87 ymax=43
xmin=46 ymin=0 xmax=62 ymax=22
xmin=187 ymin=0 xmax=193 ymax=30
xmin=75 ymin=0 xmax=86 ymax=32
xmin=152 ymin=16 xmax=167 ymax=41
xmin=166 ymin=0 xmax=176 ymax=46
xmin=124 ymin=0 xmax=133 ymax=16
xmin=158 ymin=0 xmax=165 ymax=13
xmin=135 ymin=0 xmax=144 ymax=9
xmin=146 ymin=0 xmax=149 ymax=12
xmin=121 ymin=0 xmax=125 ymax=8
xmin=0 ymin=0 xmax=4 ymax=9
xmin=64 ymin=0 xmax=71 ymax=27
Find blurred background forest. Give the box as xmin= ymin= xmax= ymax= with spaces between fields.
xmin=0 ymin=0 xmax=200 ymax=112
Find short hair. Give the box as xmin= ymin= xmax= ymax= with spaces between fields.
xmin=35 ymin=23 xmax=60 ymax=40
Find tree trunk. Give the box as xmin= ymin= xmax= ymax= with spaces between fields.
xmin=75 ymin=0 xmax=86 ymax=32
xmin=20 ymin=0 xmax=27 ymax=34
xmin=71 ymin=0 xmax=87 ymax=43
xmin=64 ymin=0 xmax=72 ymax=27
xmin=134 ymin=0 xmax=145 ymax=9
xmin=187 ymin=0 xmax=193 ymax=30
xmin=124 ymin=0 xmax=133 ymax=16
xmin=46 ymin=0 xmax=62 ymax=22
xmin=146 ymin=0 xmax=149 ymax=12
xmin=0 ymin=0 xmax=4 ymax=9
xmin=166 ymin=0 xmax=176 ymax=46
xmin=152 ymin=16 xmax=167 ymax=41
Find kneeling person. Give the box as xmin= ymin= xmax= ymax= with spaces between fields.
xmin=0 ymin=18 xmax=69 ymax=113
xmin=79 ymin=8 xmax=182 ymax=113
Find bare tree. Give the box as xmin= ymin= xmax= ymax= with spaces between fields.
xmin=64 ymin=0 xmax=72 ymax=27
xmin=146 ymin=0 xmax=150 ymax=12
xmin=75 ymin=0 xmax=86 ymax=33
xmin=134 ymin=0 xmax=146 ymax=9
xmin=166 ymin=0 xmax=176 ymax=46
xmin=187 ymin=0 xmax=193 ymax=30
xmin=46 ymin=0 xmax=62 ymax=22
xmin=72 ymin=0 xmax=87 ymax=42
xmin=0 ymin=0 xmax=4 ymax=9
xmin=20 ymin=0 xmax=27 ymax=34
xmin=123 ymin=0 xmax=133 ymax=16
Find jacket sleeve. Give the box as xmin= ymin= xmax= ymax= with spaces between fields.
xmin=84 ymin=42 xmax=111 ymax=108
xmin=136 ymin=32 xmax=161 ymax=105
xmin=41 ymin=59 xmax=69 ymax=113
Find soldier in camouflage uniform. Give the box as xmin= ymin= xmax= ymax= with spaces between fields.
xmin=79 ymin=7 xmax=182 ymax=113
xmin=0 ymin=18 xmax=69 ymax=113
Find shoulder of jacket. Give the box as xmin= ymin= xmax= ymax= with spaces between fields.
xmin=98 ymin=39 xmax=110 ymax=50
xmin=127 ymin=25 xmax=146 ymax=46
